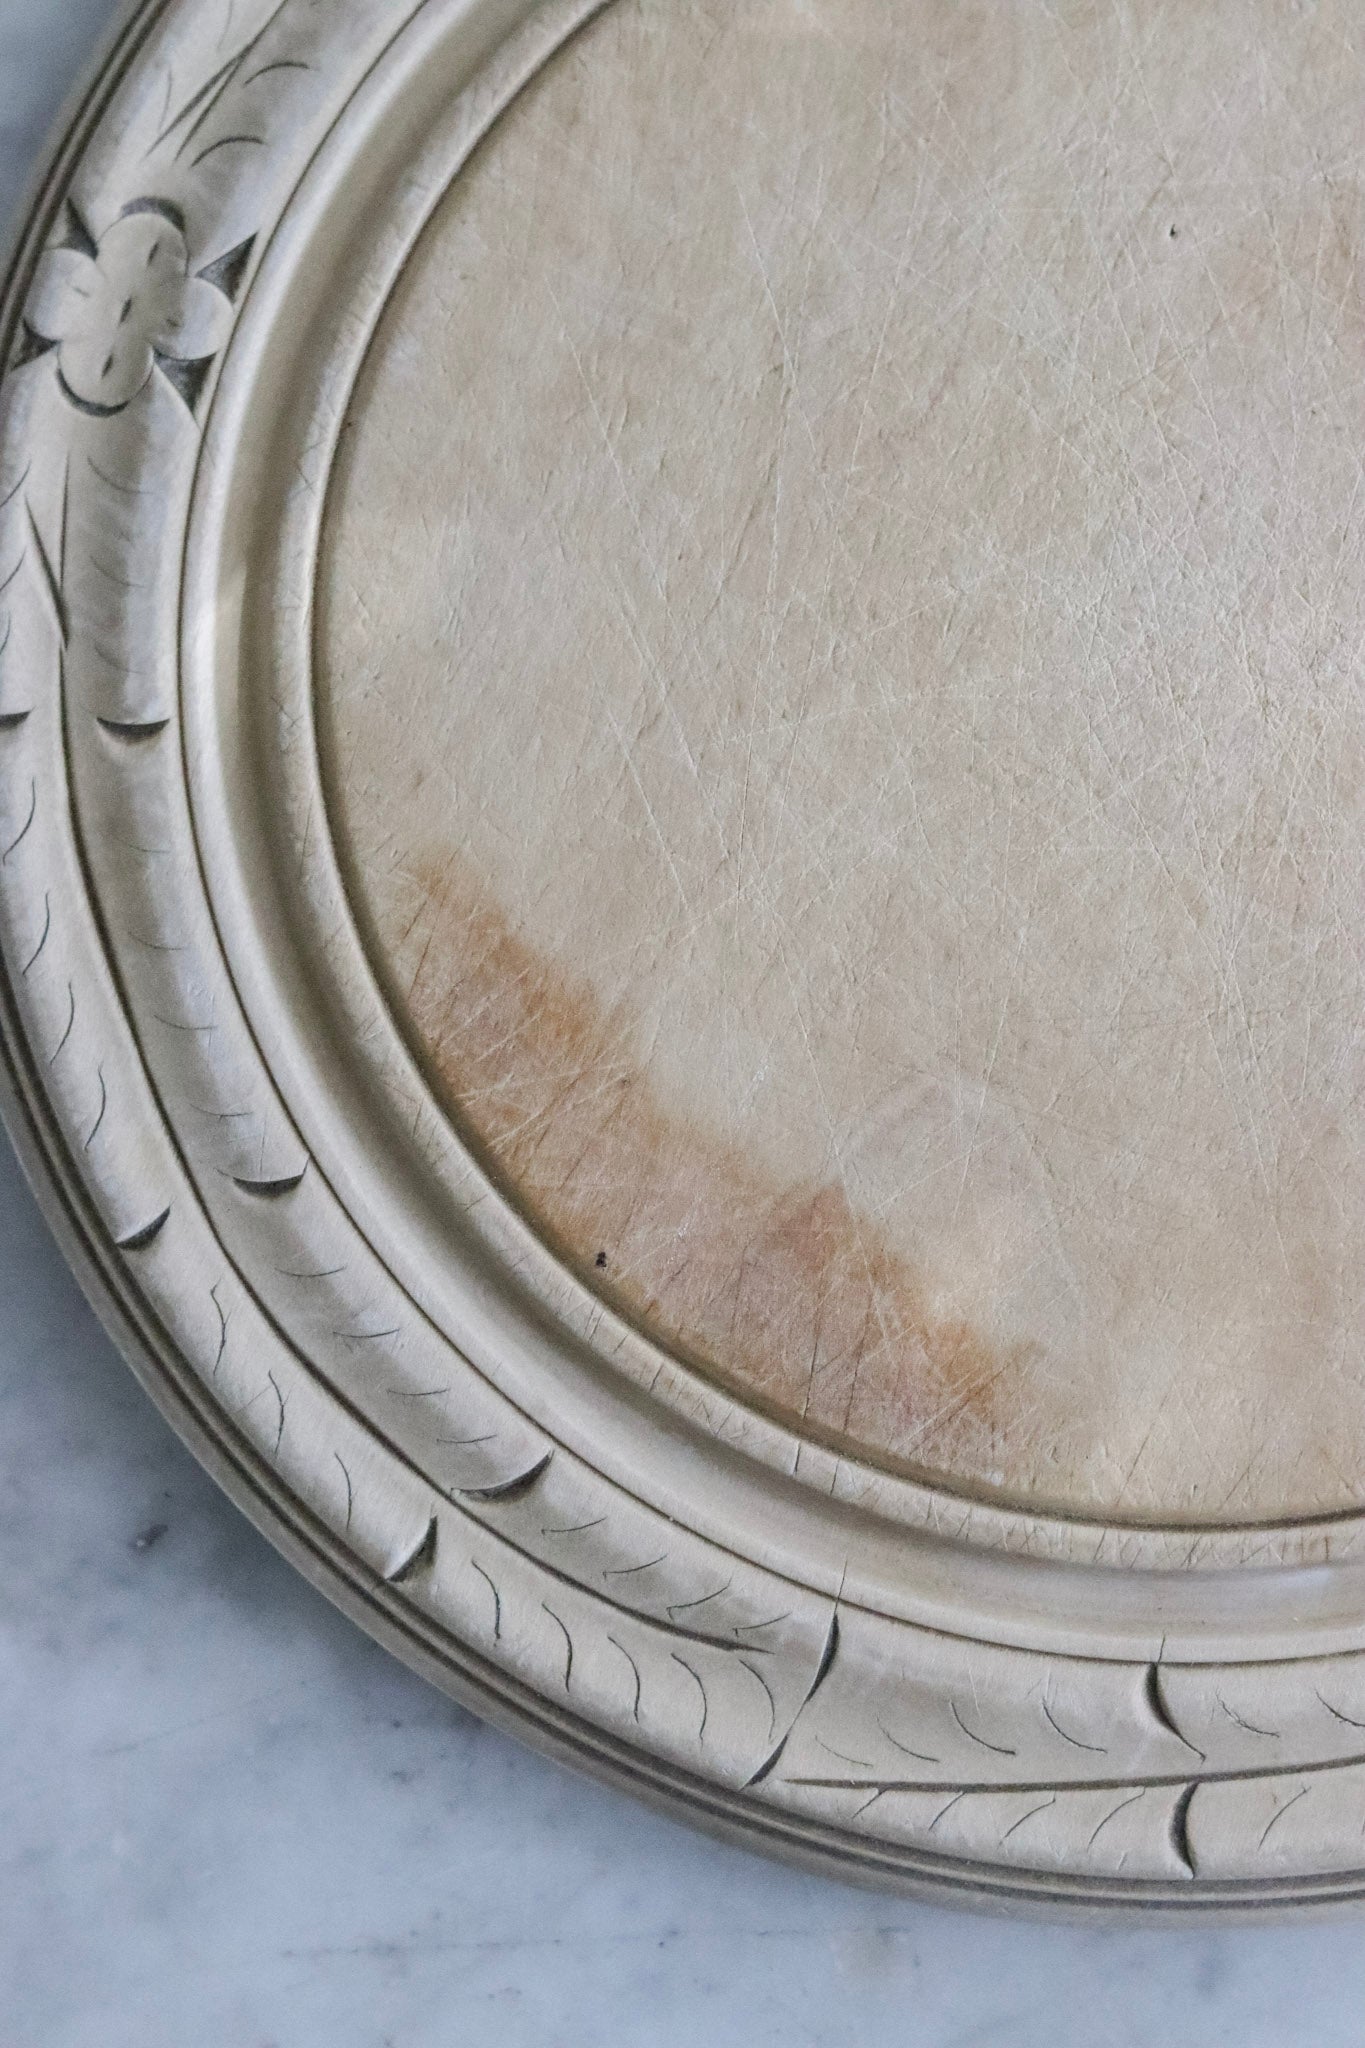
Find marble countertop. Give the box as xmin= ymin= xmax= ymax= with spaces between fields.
xmin=4 ymin=4 xmax=1365 ymax=2041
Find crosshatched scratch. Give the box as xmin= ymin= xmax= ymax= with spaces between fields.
xmin=6 ymin=0 xmax=1365 ymax=1913
xmin=317 ymin=0 xmax=1365 ymax=1530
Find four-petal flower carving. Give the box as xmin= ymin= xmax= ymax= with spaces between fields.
xmin=16 ymin=199 xmax=249 ymax=419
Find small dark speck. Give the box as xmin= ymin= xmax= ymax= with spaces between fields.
xmin=595 ymin=1250 xmax=608 ymax=1269
xmin=1169 ymin=224 xmax=1179 ymax=238
xmin=132 ymin=1522 xmax=168 ymax=1552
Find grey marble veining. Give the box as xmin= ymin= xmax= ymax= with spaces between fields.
xmin=4 ymin=4 xmax=1365 ymax=2041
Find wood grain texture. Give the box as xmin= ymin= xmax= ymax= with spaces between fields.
xmin=320 ymin=0 xmax=1365 ymax=1521
xmin=6 ymin=0 xmax=1365 ymax=1915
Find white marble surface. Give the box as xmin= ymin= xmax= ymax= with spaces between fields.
xmin=5 ymin=4 xmax=1365 ymax=2042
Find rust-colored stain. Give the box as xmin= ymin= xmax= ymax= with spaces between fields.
xmin=391 ymin=851 xmax=1022 ymax=1482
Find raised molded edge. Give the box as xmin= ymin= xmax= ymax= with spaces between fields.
xmin=4 ymin=0 xmax=1365 ymax=1914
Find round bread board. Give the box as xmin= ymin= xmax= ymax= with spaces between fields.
xmin=5 ymin=0 xmax=1365 ymax=1915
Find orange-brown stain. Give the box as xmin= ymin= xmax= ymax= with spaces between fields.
xmin=387 ymin=850 xmax=1026 ymax=1483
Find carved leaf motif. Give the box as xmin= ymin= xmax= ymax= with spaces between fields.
xmin=3 ymin=0 xmax=1365 ymax=1912
xmin=755 ymin=1608 xmax=1365 ymax=1879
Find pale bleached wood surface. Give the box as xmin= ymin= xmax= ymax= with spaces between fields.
xmin=323 ymin=0 xmax=1365 ymax=1522
xmin=8 ymin=0 xmax=1365 ymax=1922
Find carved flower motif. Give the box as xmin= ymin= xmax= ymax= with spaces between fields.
xmin=18 ymin=198 xmax=244 ymax=419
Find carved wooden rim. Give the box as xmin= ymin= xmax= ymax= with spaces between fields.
xmin=6 ymin=0 xmax=1365 ymax=1914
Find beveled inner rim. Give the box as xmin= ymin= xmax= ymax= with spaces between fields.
xmin=316 ymin=0 xmax=1365 ymax=1530
xmin=179 ymin=0 xmax=1365 ymax=1647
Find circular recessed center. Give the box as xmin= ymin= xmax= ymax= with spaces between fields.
xmin=316 ymin=0 xmax=1365 ymax=1523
